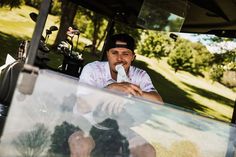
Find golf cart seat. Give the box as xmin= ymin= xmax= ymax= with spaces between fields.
xmin=0 ymin=61 xmax=23 ymax=106
xmin=0 ymin=60 xmax=23 ymax=136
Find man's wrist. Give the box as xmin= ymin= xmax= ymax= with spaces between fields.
xmin=105 ymin=83 xmax=112 ymax=89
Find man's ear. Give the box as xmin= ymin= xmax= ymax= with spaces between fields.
xmin=132 ymin=54 xmax=136 ymax=61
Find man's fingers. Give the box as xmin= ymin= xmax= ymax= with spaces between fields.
xmin=107 ymin=82 xmax=143 ymax=96
xmin=120 ymin=82 xmax=142 ymax=96
xmin=129 ymin=84 xmax=143 ymax=95
xmin=128 ymin=88 xmax=139 ymax=96
xmin=125 ymin=86 xmax=142 ymax=96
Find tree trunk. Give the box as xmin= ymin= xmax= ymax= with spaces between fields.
xmin=53 ymin=0 xmax=78 ymax=46
xmin=91 ymin=15 xmax=103 ymax=55
xmin=96 ymin=27 xmax=107 ymax=50
xmin=91 ymin=18 xmax=98 ymax=55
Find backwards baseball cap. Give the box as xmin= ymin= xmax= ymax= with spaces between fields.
xmin=106 ymin=33 xmax=135 ymax=52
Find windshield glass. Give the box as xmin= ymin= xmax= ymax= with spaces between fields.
xmin=0 ymin=69 xmax=235 ymax=157
xmin=137 ymin=0 xmax=187 ymax=32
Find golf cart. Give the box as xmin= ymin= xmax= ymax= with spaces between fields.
xmin=0 ymin=0 xmax=236 ymax=157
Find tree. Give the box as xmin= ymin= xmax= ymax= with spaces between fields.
xmin=85 ymin=12 xmax=107 ymax=54
xmin=167 ymin=39 xmax=193 ymax=72
xmin=77 ymin=8 xmax=108 ymax=55
xmin=24 ymin=0 xmax=42 ymax=9
xmin=0 ymin=0 xmax=23 ymax=8
xmin=209 ymin=64 xmax=224 ymax=82
xmin=49 ymin=121 xmax=80 ymax=157
xmin=137 ymin=30 xmax=173 ymax=59
xmin=190 ymin=42 xmax=213 ymax=74
xmin=138 ymin=0 xmax=170 ymax=31
xmin=89 ymin=119 xmax=129 ymax=157
xmin=114 ymin=22 xmax=142 ymax=41
xmin=12 ymin=123 xmax=51 ymax=157
xmin=210 ymin=49 xmax=236 ymax=84
xmin=54 ymin=0 xmax=78 ymax=46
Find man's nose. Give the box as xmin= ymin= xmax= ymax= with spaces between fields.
xmin=117 ymin=54 xmax=123 ymax=61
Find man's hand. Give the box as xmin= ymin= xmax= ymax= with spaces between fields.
xmin=106 ymin=82 xmax=143 ymax=96
xmin=106 ymin=82 xmax=163 ymax=104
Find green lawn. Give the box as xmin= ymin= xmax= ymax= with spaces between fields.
xmin=0 ymin=5 xmax=235 ymax=122
xmin=134 ymin=55 xmax=235 ymax=122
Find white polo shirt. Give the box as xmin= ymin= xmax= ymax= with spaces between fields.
xmin=79 ymin=61 xmax=156 ymax=92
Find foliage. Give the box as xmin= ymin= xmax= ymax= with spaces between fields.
xmin=137 ymin=31 xmax=214 ymax=75
xmin=24 ymin=0 xmax=42 ymax=9
xmin=167 ymin=38 xmax=214 ymax=75
xmin=74 ymin=7 xmax=90 ymax=34
xmin=190 ymin=42 xmax=214 ymax=74
xmin=114 ymin=22 xmax=142 ymax=42
xmin=50 ymin=0 xmax=61 ymax=15
xmin=167 ymin=39 xmax=193 ymax=72
xmin=0 ymin=0 xmax=23 ymax=8
xmin=209 ymin=64 xmax=224 ymax=82
xmin=78 ymin=9 xmax=108 ymax=53
xmin=209 ymin=49 xmax=236 ymax=85
xmin=138 ymin=1 xmax=170 ymax=31
xmin=12 ymin=123 xmax=51 ymax=157
xmin=137 ymin=30 xmax=173 ymax=59
xmin=48 ymin=121 xmax=80 ymax=157
xmin=90 ymin=119 xmax=130 ymax=157
xmin=54 ymin=0 xmax=78 ymax=46
xmin=213 ymin=49 xmax=236 ymax=70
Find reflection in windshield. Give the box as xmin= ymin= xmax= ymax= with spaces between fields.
xmin=137 ymin=0 xmax=187 ymax=32
xmin=0 ymin=69 xmax=235 ymax=157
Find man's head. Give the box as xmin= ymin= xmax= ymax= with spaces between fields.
xmin=106 ymin=34 xmax=136 ymax=74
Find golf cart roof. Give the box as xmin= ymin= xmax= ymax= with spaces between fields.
xmin=70 ymin=0 xmax=236 ymax=38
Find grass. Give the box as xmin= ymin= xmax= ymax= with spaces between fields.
xmin=133 ymin=55 xmax=235 ymax=122
xmin=0 ymin=5 xmax=235 ymax=122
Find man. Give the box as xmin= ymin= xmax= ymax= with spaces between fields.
xmin=69 ymin=33 xmax=163 ymax=157
xmin=79 ymin=33 xmax=163 ymax=103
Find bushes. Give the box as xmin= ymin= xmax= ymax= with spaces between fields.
xmin=209 ymin=64 xmax=224 ymax=82
xmin=24 ymin=0 xmax=42 ymax=9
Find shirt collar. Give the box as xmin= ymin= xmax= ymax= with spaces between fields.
xmin=105 ymin=62 xmax=133 ymax=84
xmin=105 ymin=62 xmax=115 ymax=85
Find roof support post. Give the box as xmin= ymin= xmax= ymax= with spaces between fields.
xmin=25 ymin=0 xmax=52 ymax=65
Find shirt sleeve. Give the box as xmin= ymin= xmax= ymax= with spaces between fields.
xmin=139 ymin=71 xmax=157 ymax=92
xmin=79 ymin=63 xmax=96 ymax=86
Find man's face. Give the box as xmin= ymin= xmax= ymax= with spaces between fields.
xmin=107 ymin=46 xmax=135 ymax=74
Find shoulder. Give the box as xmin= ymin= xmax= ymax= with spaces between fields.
xmin=81 ymin=61 xmax=108 ymax=76
xmin=130 ymin=66 xmax=148 ymax=77
xmin=83 ymin=61 xmax=106 ymax=70
xmin=84 ymin=61 xmax=104 ymax=67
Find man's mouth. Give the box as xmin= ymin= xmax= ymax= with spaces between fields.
xmin=115 ymin=62 xmax=125 ymax=66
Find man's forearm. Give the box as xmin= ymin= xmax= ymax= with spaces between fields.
xmin=142 ymin=91 xmax=164 ymax=104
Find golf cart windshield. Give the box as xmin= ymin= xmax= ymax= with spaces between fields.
xmin=0 ymin=70 xmax=235 ymax=157
xmin=137 ymin=0 xmax=187 ymax=32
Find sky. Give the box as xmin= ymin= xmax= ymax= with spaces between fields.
xmin=177 ymin=33 xmax=236 ymax=54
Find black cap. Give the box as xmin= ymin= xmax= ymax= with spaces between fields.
xmin=106 ymin=33 xmax=135 ymax=52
